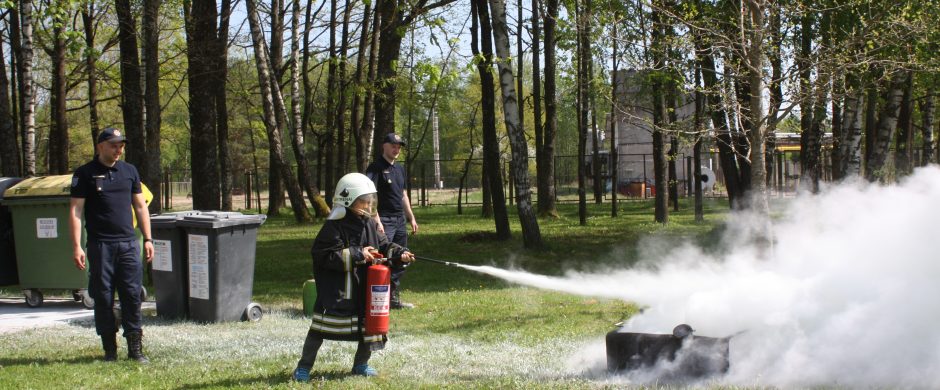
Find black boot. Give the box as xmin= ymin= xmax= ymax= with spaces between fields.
xmin=102 ymin=333 xmax=118 ymax=361
xmin=390 ymin=289 xmax=414 ymax=309
xmin=125 ymin=331 xmax=150 ymax=364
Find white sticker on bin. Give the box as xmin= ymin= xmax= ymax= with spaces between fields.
xmin=36 ymin=218 xmax=57 ymax=238
xmin=152 ymin=240 xmax=172 ymax=272
xmin=188 ymin=234 xmax=210 ymax=300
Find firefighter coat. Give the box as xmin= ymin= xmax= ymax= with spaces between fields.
xmin=309 ymin=210 xmax=409 ymax=342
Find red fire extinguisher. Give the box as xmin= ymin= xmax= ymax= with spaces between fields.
xmin=364 ymin=254 xmax=391 ymax=336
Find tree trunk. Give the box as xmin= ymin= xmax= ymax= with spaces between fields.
xmin=323 ymin=0 xmax=338 ymax=204
xmin=840 ymin=76 xmax=865 ymax=178
xmin=361 ymin=6 xmax=381 ymax=165
xmin=609 ymin=19 xmax=618 ymax=218
xmin=49 ymin=5 xmax=68 ymax=174
xmin=300 ymin=0 xmax=328 ymax=212
xmin=214 ymin=0 xmax=231 ymax=211
xmin=867 ymin=72 xmax=906 ymax=182
xmin=185 ymin=0 xmax=221 ymax=210
xmin=591 ymin=74 xmax=603 ymax=204
xmin=698 ymin=48 xmax=742 ymax=208
xmin=488 ymin=0 xmax=542 ymax=248
xmin=0 ymin=25 xmax=18 ymax=176
xmin=744 ymin=0 xmax=768 ymax=215
xmin=651 ymin=4 xmax=668 ymax=223
xmin=893 ymin=71 xmax=914 ymax=176
xmin=693 ymin=64 xmax=704 ymax=222
xmin=863 ymin=71 xmax=880 ymax=170
xmin=268 ymin=0 xmax=287 ymax=212
xmin=922 ymin=93 xmax=935 ymax=166
xmin=351 ymin=0 xmax=373 ymax=171
xmin=335 ymin=0 xmax=352 ymax=179
xmin=81 ymin=4 xmax=99 ymax=153
xmin=116 ymin=0 xmax=146 ymax=175
xmin=373 ymin=1 xmax=405 ymax=157
xmin=471 ymin=0 xmax=510 ymax=240
xmin=269 ymin=0 xmax=285 ymax=80
xmin=830 ymin=82 xmax=843 ymax=180
xmin=797 ymin=12 xmax=819 ymax=192
xmin=765 ymin=6 xmax=783 ymax=186
xmin=516 ymin=0 xmax=525 ymax=164
xmin=537 ymin=0 xmax=558 ymax=216
xmin=17 ymin=0 xmax=36 ymax=176
xmin=531 ymin=0 xmax=546 ymax=216
xmin=246 ymin=0 xmax=313 ymax=222
xmin=143 ymin=0 xmax=163 ymax=212
xmin=576 ymin=0 xmax=588 ymax=225
xmin=290 ymin=0 xmax=329 ymax=216
xmin=372 ymin=0 xmax=453 ymax=158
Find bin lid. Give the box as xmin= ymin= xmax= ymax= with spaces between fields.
xmin=3 ymin=175 xmax=73 ymax=199
xmin=0 ymin=177 xmax=24 ymax=200
xmin=151 ymin=210 xmax=202 ymax=227
xmin=177 ymin=212 xmax=267 ymax=229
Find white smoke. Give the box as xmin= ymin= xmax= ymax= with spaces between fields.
xmin=456 ymin=166 xmax=940 ymax=388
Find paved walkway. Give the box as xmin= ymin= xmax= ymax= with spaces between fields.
xmin=0 ymin=297 xmax=155 ymax=334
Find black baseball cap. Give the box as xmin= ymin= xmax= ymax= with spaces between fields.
xmin=383 ymin=133 xmax=406 ymax=146
xmin=97 ymin=127 xmax=127 ymax=144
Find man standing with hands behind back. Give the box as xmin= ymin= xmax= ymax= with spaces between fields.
xmin=365 ymin=133 xmax=418 ymax=309
xmin=68 ymin=127 xmax=154 ymax=363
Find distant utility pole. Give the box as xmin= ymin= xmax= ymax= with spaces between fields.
xmin=433 ymin=110 xmax=442 ymax=189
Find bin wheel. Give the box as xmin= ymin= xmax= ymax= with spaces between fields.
xmin=81 ymin=289 xmax=95 ymax=309
xmin=72 ymin=290 xmax=83 ymax=302
xmin=140 ymin=286 xmax=148 ymax=302
xmin=243 ymin=303 xmax=263 ymax=322
xmin=24 ymin=289 xmax=43 ymax=308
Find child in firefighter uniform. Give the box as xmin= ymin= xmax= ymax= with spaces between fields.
xmin=293 ymin=173 xmax=415 ymax=381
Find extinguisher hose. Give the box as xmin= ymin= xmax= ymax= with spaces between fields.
xmin=414 ymin=255 xmax=462 ymax=267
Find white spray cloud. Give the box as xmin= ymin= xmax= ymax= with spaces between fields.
xmin=456 ymin=166 xmax=940 ymax=388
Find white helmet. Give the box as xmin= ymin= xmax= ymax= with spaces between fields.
xmin=327 ymin=173 xmax=377 ymax=220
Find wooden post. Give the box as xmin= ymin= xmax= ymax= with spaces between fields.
xmin=245 ymin=171 xmax=252 ymax=209
xmin=163 ymin=169 xmax=172 ymax=209
xmin=421 ymin=163 xmax=427 ymax=207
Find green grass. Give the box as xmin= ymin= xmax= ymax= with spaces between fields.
xmin=0 ymin=199 xmax=731 ymax=389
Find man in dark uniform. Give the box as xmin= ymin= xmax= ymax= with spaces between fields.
xmin=68 ymin=127 xmax=154 ymax=363
xmin=365 ymin=133 xmax=418 ymax=309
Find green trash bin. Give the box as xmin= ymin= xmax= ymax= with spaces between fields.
xmin=0 ymin=177 xmax=24 ymax=286
xmin=3 ymin=175 xmax=152 ymax=308
xmin=2 ymin=175 xmax=91 ymax=307
xmin=176 ymin=212 xmax=266 ymax=322
xmin=150 ymin=211 xmax=201 ymax=319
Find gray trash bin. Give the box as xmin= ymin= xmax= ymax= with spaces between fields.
xmin=177 ymin=212 xmax=266 ymax=322
xmin=0 ymin=177 xmax=24 ymax=286
xmin=150 ymin=211 xmax=202 ymax=319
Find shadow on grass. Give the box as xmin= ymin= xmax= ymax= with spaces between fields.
xmin=174 ymin=369 xmax=365 ymax=389
xmin=174 ymin=371 xmax=291 ymax=389
xmin=0 ymin=355 xmax=103 ymax=367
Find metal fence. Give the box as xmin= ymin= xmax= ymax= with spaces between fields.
xmin=158 ymin=149 xmax=831 ymax=210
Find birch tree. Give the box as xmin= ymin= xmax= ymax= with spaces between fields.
xmin=471 ymin=0 xmax=511 ymax=240
xmin=246 ymin=0 xmax=313 ymax=222
xmin=488 ymin=0 xmax=542 ymax=248
xmin=17 ymin=0 xmax=36 ymax=176
xmin=0 ymin=20 xmax=18 ymax=176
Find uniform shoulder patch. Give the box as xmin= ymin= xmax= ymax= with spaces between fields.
xmin=71 ymin=176 xmax=79 ymax=187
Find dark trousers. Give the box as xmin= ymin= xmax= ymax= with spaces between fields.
xmin=296 ymin=330 xmax=372 ymax=370
xmin=380 ymin=214 xmax=408 ymax=292
xmin=87 ymin=239 xmax=143 ymax=336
